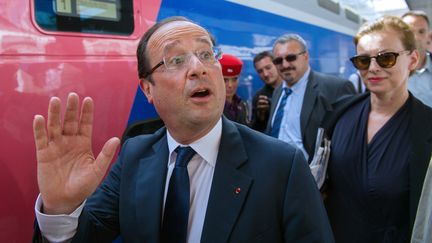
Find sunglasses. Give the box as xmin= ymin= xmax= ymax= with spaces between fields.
xmin=350 ymin=51 xmax=410 ymax=70
xmin=273 ymin=51 xmax=306 ymax=65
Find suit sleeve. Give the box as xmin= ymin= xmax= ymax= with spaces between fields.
xmin=68 ymin=140 xmax=130 ymax=242
xmin=282 ymin=149 xmax=334 ymax=243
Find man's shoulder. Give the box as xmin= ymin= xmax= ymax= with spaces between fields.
xmin=254 ymin=85 xmax=273 ymax=96
xmin=233 ymin=123 xmax=297 ymax=156
xmin=121 ymin=127 xmax=167 ymax=155
xmin=311 ymin=71 xmax=350 ymax=85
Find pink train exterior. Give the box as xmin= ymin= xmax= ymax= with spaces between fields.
xmin=0 ymin=0 xmax=161 ymax=241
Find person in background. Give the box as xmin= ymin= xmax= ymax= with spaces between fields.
xmin=411 ymin=157 xmax=432 ymax=243
xmin=266 ymin=33 xmax=355 ymax=161
xmin=32 ymin=16 xmax=334 ymax=243
xmin=220 ymin=53 xmax=250 ymax=125
xmin=323 ymin=16 xmax=432 ymax=242
xmin=348 ymin=70 xmax=367 ymax=93
xmin=402 ymin=10 xmax=432 ymax=107
xmin=250 ymin=51 xmax=283 ymax=132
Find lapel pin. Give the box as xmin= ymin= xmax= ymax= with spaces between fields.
xmin=235 ymin=187 xmax=241 ymax=194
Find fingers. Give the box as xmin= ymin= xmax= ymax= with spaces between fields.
xmin=33 ymin=115 xmax=48 ymax=151
xmin=78 ymin=97 xmax=94 ymax=138
xmin=257 ymin=96 xmax=270 ymax=109
xmin=63 ymin=93 xmax=80 ymax=135
xmin=47 ymin=97 xmax=62 ymax=140
xmin=94 ymin=137 xmax=120 ymax=177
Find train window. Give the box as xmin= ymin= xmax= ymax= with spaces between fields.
xmin=34 ymin=0 xmax=134 ymax=35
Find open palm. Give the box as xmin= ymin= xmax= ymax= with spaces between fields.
xmin=33 ymin=93 xmax=119 ymax=214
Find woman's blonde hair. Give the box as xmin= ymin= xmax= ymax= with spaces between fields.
xmin=354 ymin=15 xmax=416 ymax=52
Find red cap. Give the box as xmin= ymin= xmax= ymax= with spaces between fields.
xmin=219 ymin=54 xmax=243 ymax=77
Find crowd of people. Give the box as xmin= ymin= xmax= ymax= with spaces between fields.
xmin=31 ymin=10 xmax=432 ymax=243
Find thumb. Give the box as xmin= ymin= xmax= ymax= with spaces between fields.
xmin=94 ymin=137 xmax=120 ymax=177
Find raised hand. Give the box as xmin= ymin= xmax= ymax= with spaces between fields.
xmin=33 ymin=93 xmax=120 ymax=215
xmin=256 ymin=95 xmax=270 ymax=122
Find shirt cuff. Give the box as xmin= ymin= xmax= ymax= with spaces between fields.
xmin=34 ymin=194 xmax=85 ymax=242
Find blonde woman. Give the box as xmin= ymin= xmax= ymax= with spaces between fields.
xmin=324 ymin=16 xmax=432 ymax=242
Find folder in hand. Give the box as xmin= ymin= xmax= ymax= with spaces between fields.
xmin=309 ymin=128 xmax=331 ymax=189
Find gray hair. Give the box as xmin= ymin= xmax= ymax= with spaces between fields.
xmin=273 ymin=34 xmax=308 ymax=52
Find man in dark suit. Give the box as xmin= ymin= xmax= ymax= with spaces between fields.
xmin=266 ymin=34 xmax=355 ymax=161
xmin=32 ymin=17 xmax=334 ymax=242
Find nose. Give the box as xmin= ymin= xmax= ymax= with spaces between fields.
xmin=187 ymin=54 xmax=207 ymax=79
xmin=226 ymin=80 xmax=233 ymax=88
xmin=368 ymin=57 xmax=381 ymax=72
xmin=282 ymin=58 xmax=292 ymax=67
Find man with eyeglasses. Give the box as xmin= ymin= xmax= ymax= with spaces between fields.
xmin=266 ymin=34 xmax=355 ymax=162
xmin=402 ymin=10 xmax=432 ymax=108
xmin=32 ymin=17 xmax=334 ymax=243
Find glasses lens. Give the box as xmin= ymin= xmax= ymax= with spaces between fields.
xmin=213 ymin=47 xmax=223 ymax=60
xmin=351 ymin=56 xmax=371 ymax=70
xmin=273 ymin=57 xmax=283 ymax=65
xmin=285 ymin=54 xmax=297 ymax=62
xmin=376 ymin=52 xmax=397 ymax=68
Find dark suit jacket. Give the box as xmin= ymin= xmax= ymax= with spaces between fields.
xmin=322 ymin=92 xmax=432 ymax=234
xmin=34 ymin=117 xmax=334 ymax=243
xmin=265 ymin=71 xmax=355 ymax=160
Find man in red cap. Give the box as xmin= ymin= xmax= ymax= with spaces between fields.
xmin=219 ymin=53 xmax=250 ymax=125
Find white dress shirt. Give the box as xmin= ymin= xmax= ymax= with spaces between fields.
xmin=408 ymin=52 xmax=432 ymax=108
xmin=271 ymin=68 xmax=310 ymax=160
xmin=35 ymin=118 xmax=222 ymax=243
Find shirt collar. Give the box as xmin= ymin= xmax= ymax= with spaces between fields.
xmin=166 ymin=118 xmax=222 ymax=167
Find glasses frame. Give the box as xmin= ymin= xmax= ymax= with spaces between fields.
xmin=143 ymin=47 xmax=222 ymax=78
xmin=350 ymin=50 xmax=411 ymax=70
xmin=272 ymin=51 xmax=306 ymax=65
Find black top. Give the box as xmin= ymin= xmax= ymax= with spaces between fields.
xmin=250 ymin=84 xmax=275 ymax=131
xmin=326 ymin=96 xmax=411 ymax=243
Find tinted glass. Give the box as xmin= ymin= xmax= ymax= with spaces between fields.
xmin=34 ymin=0 xmax=134 ymax=35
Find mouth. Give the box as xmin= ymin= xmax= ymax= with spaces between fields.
xmin=282 ymin=67 xmax=295 ymax=72
xmin=191 ymin=88 xmax=210 ymax=98
xmin=368 ymin=77 xmax=384 ymax=83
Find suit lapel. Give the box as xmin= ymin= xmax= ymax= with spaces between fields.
xmin=300 ymin=71 xmax=318 ymax=135
xmin=201 ymin=118 xmax=253 ymax=242
xmin=266 ymin=85 xmax=283 ymax=133
xmin=135 ymin=130 xmax=169 ymax=241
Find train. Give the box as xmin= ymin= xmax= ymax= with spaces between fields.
xmin=0 ymin=0 xmax=361 ymax=241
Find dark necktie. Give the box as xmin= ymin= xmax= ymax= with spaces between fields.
xmin=270 ymin=87 xmax=292 ymax=138
xmin=161 ymin=146 xmax=196 ymax=243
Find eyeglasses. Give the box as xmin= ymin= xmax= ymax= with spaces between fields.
xmin=350 ymin=51 xmax=411 ymax=70
xmin=144 ymin=47 xmax=223 ymax=78
xmin=272 ymin=51 xmax=306 ymax=65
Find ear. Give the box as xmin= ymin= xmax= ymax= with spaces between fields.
xmin=139 ymin=79 xmax=154 ymax=104
xmin=408 ymin=49 xmax=419 ymax=71
xmin=304 ymin=51 xmax=310 ymax=62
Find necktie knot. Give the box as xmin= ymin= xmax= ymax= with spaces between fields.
xmin=175 ymin=146 xmax=196 ymax=167
xmin=283 ymin=87 xmax=292 ymax=97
